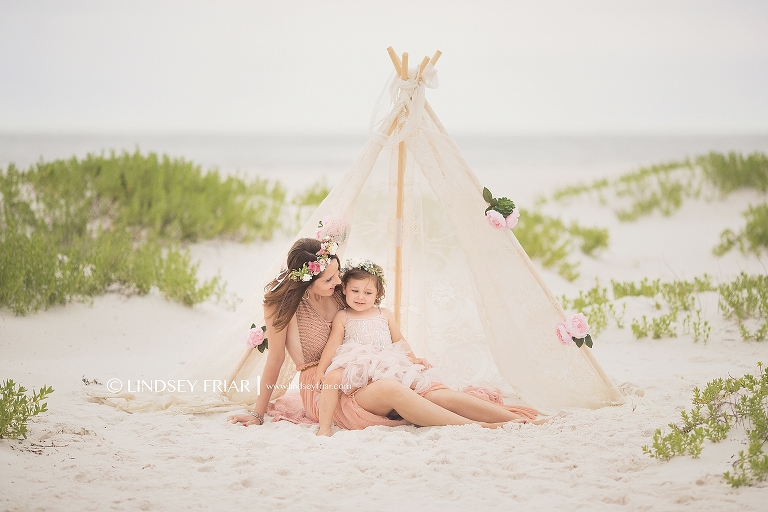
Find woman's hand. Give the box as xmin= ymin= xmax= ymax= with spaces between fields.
xmin=412 ymin=357 xmax=432 ymax=369
xmin=314 ymin=374 xmax=324 ymax=393
xmin=228 ymin=413 xmax=264 ymax=426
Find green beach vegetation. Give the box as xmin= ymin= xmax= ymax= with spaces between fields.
xmin=513 ymin=210 xmax=609 ymax=282
xmin=0 ymin=150 xmax=288 ymax=315
xmin=0 ymin=379 xmax=53 ymax=439
xmin=642 ymin=363 xmax=768 ymax=487
xmin=549 ymin=151 xmax=768 ymax=256
xmin=562 ymin=273 xmax=768 ymax=343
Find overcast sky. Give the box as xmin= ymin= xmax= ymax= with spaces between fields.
xmin=1 ymin=0 xmax=767 ymax=135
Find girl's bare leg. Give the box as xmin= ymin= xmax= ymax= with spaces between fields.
xmin=317 ymin=369 xmax=344 ymax=436
xmin=353 ymin=379 xmax=503 ymax=428
xmin=422 ymin=389 xmax=538 ymax=423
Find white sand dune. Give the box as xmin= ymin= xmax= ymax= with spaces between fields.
xmin=2 ymin=173 xmax=768 ymax=511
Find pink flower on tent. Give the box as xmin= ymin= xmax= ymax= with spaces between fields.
xmin=245 ymin=327 xmax=265 ymax=348
xmin=555 ymin=322 xmax=571 ymax=345
xmin=486 ymin=210 xmax=506 ymax=229
xmin=505 ymin=209 xmax=520 ymax=229
xmin=316 ymin=215 xmax=350 ymax=243
xmin=307 ymin=261 xmax=322 ymax=274
xmin=566 ymin=313 xmax=590 ymax=339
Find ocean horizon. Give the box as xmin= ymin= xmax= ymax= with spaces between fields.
xmin=3 ymin=133 xmax=768 ymax=197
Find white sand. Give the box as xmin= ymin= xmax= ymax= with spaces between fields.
xmin=2 ymin=170 xmax=768 ymax=511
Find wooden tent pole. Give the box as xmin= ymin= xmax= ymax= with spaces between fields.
xmin=393 ymin=52 xmax=409 ymax=325
xmin=386 ymin=46 xmax=402 ymax=76
xmin=418 ymin=56 xmax=430 ymax=77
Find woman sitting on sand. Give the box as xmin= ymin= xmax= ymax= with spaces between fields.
xmin=228 ymin=237 xmax=538 ymax=431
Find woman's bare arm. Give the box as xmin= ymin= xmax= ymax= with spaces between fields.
xmin=252 ymin=305 xmax=288 ymax=416
xmin=316 ymin=311 xmax=345 ymax=377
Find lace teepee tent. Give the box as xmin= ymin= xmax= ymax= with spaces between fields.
xmin=88 ymin=48 xmax=624 ymax=414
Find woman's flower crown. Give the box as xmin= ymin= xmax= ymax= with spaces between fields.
xmin=341 ymin=258 xmax=386 ymax=284
xmin=288 ymin=236 xmax=339 ymax=282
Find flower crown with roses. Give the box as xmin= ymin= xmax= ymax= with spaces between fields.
xmin=340 ymin=258 xmax=386 ymax=284
xmin=287 ymin=236 xmax=339 ymax=282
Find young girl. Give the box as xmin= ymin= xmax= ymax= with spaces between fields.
xmin=314 ymin=259 xmax=446 ymax=436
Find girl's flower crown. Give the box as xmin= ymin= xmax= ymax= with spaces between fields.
xmin=288 ymin=236 xmax=339 ymax=282
xmin=340 ymin=258 xmax=386 ymax=284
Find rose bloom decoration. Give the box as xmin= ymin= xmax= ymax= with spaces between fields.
xmin=483 ymin=187 xmax=519 ymax=230
xmin=245 ymin=324 xmax=269 ymax=353
xmin=556 ymin=313 xmax=593 ymax=348
xmin=315 ymin=214 xmax=350 ymax=243
xmin=486 ymin=210 xmax=506 ymax=229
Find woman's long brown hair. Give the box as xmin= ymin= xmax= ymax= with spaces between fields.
xmin=263 ymin=238 xmax=339 ymax=332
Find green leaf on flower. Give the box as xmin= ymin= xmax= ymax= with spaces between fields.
xmin=483 ymin=187 xmax=493 ymax=203
xmin=574 ymin=337 xmax=584 ymax=348
xmin=261 ymin=325 xmax=267 ymax=333
xmin=257 ymin=341 xmax=268 ymax=353
xmin=250 ymin=323 xmax=256 ymax=329
xmin=495 ymin=197 xmax=516 ymax=217
xmin=585 ymin=334 xmax=593 ymax=348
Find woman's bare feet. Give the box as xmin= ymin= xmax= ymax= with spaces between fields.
xmin=316 ymin=426 xmax=334 ymax=436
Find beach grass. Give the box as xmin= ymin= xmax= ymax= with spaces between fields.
xmin=513 ymin=210 xmax=609 ymax=281
xmin=560 ymin=273 xmax=768 ymax=343
xmin=643 ymin=363 xmax=768 ymax=487
xmin=714 ymin=203 xmax=768 ymax=257
xmin=0 ymin=150 xmax=287 ymax=315
xmin=550 ymin=151 xmax=768 ymax=217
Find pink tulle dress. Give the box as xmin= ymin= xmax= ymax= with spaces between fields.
xmin=325 ymin=309 xmax=442 ymax=395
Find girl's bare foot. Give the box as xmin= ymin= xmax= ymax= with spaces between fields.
xmin=316 ymin=426 xmax=333 ymax=436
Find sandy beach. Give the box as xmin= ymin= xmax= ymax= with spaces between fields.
xmin=2 ymin=154 xmax=768 ymax=511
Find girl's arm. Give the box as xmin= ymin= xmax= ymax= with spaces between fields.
xmin=382 ymin=308 xmax=433 ymax=369
xmin=316 ymin=311 xmax=345 ymax=377
xmin=252 ymin=305 xmax=288 ymax=418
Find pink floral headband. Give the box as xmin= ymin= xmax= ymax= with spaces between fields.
xmin=288 ymin=236 xmax=339 ymax=282
xmin=269 ymin=215 xmax=349 ymax=292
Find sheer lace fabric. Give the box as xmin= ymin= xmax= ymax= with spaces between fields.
xmin=86 ymin=63 xmax=623 ymax=414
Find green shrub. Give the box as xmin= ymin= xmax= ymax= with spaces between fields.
xmin=630 ymin=313 xmax=677 ymax=339
xmin=548 ymin=152 xmax=768 ymax=223
xmin=0 ymin=380 xmax=53 ymax=439
xmin=0 ymin=150 xmax=288 ymax=314
xmin=563 ymin=275 xmax=720 ymax=342
xmin=642 ymin=363 xmax=768 ymax=487
xmin=292 ymin=178 xmax=331 ymax=208
xmin=718 ymin=273 xmax=768 ymax=342
xmin=514 ymin=210 xmax=609 ymax=281
xmin=17 ymin=150 xmax=286 ymax=242
xmin=560 ymin=280 xmax=624 ymax=336
xmin=698 ymin=151 xmax=768 ymax=194
xmin=713 ymin=203 xmax=768 ymax=257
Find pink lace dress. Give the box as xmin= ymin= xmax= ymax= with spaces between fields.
xmin=325 ymin=309 xmax=443 ymax=395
